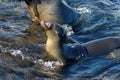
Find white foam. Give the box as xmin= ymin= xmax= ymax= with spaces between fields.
xmin=109 ymin=49 xmax=120 ymax=59
xmin=34 ymin=59 xmax=64 ymax=69
xmin=75 ymin=7 xmax=92 ymax=14
xmin=62 ymin=24 xmax=74 ymax=36
xmin=112 ymin=7 xmax=120 ymax=20
xmin=9 ymin=49 xmax=25 ymax=59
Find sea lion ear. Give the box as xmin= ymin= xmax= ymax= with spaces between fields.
xmin=60 ymin=29 xmax=66 ymax=38
xmin=56 ymin=25 xmax=67 ymax=41
xmin=59 ymin=31 xmax=68 ymax=43
xmin=57 ymin=26 xmax=68 ymax=43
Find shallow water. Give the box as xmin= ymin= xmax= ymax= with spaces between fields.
xmin=0 ymin=0 xmax=120 ymax=80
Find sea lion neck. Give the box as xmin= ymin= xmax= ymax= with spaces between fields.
xmin=45 ymin=30 xmax=65 ymax=62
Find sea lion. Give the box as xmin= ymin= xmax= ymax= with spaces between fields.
xmin=41 ymin=21 xmax=87 ymax=63
xmin=23 ymin=0 xmax=81 ymax=33
xmin=41 ymin=21 xmax=120 ymax=64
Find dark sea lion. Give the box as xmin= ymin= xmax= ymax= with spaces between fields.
xmin=23 ymin=0 xmax=81 ymax=33
xmin=41 ymin=21 xmax=120 ymax=64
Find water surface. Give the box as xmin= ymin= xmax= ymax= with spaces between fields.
xmin=0 ymin=0 xmax=120 ymax=80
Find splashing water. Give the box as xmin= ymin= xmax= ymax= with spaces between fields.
xmin=0 ymin=0 xmax=120 ymax=80
xmin=34 ymin=59 xmax=64 ymax=69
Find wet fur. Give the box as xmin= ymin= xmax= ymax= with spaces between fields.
xmin=24 ymin=0 xmax=80 ymax=24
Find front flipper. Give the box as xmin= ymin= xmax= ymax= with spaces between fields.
xmin=24 ymin=0 xmax=40 ymax=22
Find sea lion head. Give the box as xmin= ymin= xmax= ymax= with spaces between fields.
xmin=41 ymin=21 xmax=67 ymax=62
xmin=40 ymin=21 xmax=67 ymax=43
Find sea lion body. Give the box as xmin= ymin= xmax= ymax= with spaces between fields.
xmin=41 ymin=21 xmax=88 ymax=63
xmin=24 ymin=0 xmax=81 ymax=32
xmin=41 ymin=21 xmax=120 ymax=64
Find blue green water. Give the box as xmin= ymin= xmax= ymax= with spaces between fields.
xmin=0 ymin=0 xmax=120 ymax=80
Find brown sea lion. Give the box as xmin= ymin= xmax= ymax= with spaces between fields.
xmin=23 ymin=0 xmax=81 ymax=33
xmin=41 ymin=21 xmax=120 ymax=64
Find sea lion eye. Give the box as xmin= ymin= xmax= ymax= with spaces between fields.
xmin=45 ymin=22 xmax=52 ymax=29
xmin=46 ymin=23 xmax=51 ymax=28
